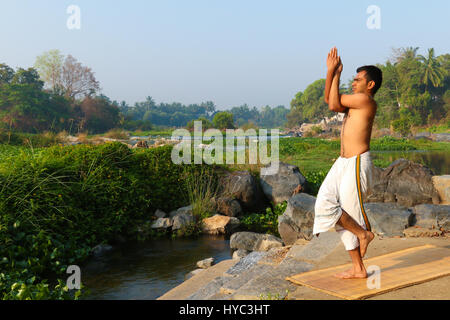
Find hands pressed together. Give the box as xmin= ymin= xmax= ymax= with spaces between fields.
xmin=327 ymin=47 xmax=343 ymax=74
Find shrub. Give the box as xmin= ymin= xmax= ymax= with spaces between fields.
xmin=0 ymin=142 xmax=222 ymax=299
xmin=240 ymin=202 xmax=288 ymax=236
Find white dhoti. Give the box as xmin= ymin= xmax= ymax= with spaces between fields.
xmin=313 ymin=150 xmax=374 ymax=251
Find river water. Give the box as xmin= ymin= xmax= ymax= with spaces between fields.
xmin=370 ymin=150 xmax=449 ymax=175
xmin=81 ymin=235 xmax=232 ymax=300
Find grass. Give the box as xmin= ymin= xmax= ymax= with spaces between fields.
xmin=183 ymin=166 xmax=219 ymax=221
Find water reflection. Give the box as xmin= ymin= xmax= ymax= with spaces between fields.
xmin=371 ymin=150 xmax=449 ymax=175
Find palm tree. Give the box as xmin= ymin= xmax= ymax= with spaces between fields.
xmin=391 ymin=46 xmax=419 ymax=63
xmin=418 ymin=48 xmax=446 ymax=89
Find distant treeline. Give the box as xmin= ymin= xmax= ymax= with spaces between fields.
xmin=119 ymin=97 xmax=290 ymax=129
xmin=1 ymin=47 xmax=448 ymax=135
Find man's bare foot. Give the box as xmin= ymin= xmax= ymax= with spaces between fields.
xmin=334 ymin=268 xmax=367 ymax=279
xmin=359 ymin=231 xmax=374 ymax=258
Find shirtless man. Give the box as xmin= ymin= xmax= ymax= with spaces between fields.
xmin=312 ymin=47 xmax=383 ymax=279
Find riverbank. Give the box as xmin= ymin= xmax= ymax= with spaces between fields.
xmin=158 ymin=233 xmax=450 ymax=300
xmin=0 ymin=135 xmax=448 ymax=299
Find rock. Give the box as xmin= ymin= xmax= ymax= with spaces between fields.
xmin=286 ymin=231 xmax=342 ymax=262
xmin=187 ymin=276 xmax=228 ymax=300
xmin=172 ymin=213 xmax=195 ymax=231
xmin=151 ymin=217 xmax=173 ymax=229
xmin=91 ymin=244 xmax=113 ymax=258
xmin=432 ymin=175 xmax=450 ymax=205
xmin=411 ymin=203 xmax=450 ymax=231
xmin=66 ymin=135 xmax=79 ymax=142
xmin=232 ymin=249 xmax=250 ymax=260
xmin=215 ymin=197 xmax=243 ymax=217
xmin=201 ymin=214 xmax=240 ymax=235
xmin=277 ymin=193 xmax=316 ymax=245
xmin=366 ymin=159 xmax=441 ymax=206
xmin=154 ymin=209 xmax=167 ymax=218
xmin=184 ymin=269 xmax=205 ymax=281
xmin=170 ymin=205 xmax=193 ymax=217
xmin=232 ymin=259 xmax=313 ymax=300
xmin=414 ymin=132 xmax=433 ymax=140
xmin=196 ymin=257 xmax=215 ymax=269
xmin=229 ymin=231 xmax=283 ymax=252
xmin=260 ymin=162 xmax=307 ymax=205
xmin=133 ymin=140 xmax=149 ymax=148
xmin=365 ymin=202 xmax=414 ymax=237
xmin=432 ymin=133 xmax=450 ymax=142
xmin=219 ymin=171 xmax=268 ymax=212
xmin=403 ymin=227 xmax=443 ymax=237
xmin=226 ymin=251 xmax=268 ymax=276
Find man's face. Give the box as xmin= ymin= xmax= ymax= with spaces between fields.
xmin=352 ymin=71 xmax=369 ymax=94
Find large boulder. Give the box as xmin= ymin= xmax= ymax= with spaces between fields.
xmin=432 ymin=175 xmax=450 ymax=205
xmin=201 ymin=214 xmax=240 ymax=235
xmin=260 ymin=162 xmax=307 ymax=205
xmin=230 ymin=231 xmax=283 ymax=252
xmin=277 ymin=193 xmax=316 ymax=245
xmin=172 ymin=213 xmax=195 ymax=231
xmin=214 ymin=197 xmax=243 ymax=217
xmin=167 ymin=205 xmax=195 ymax=231
xmin=366 ymin=159 xmax=441 ymax=207
xmin=219 ymin=171 xmax=268 ymax=212
xmin=365 ymin=202 xmax=414 ymax=237
xmin=411 ymin=204 xmax=450 ymax=231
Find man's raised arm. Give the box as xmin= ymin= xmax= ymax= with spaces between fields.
xmin=324 ymin=69 xmax=334 ymax=104
xmin=324 ymin=47 xmax=338 ymax=104
xmin=326 ymin=47 xmax=347 ymax=113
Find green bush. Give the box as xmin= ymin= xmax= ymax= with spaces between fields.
xmin=371 ymin=136 xmax=417 ymax=151
xmin=0 ymin=142 xmax=222 ymax=299
xmin=240 ymin=202 xmax=288 ymax=236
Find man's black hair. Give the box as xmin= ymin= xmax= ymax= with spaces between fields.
xmin=356 ymin=65 xmax=383 ymax=95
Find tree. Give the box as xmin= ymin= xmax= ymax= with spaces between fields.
xmin=34 ymin=49 xmax=64 ymax=92
xmin=79 ymin=96 xmax=120 ymax=133
xmin=287 ymin=79 xmax=333 ymax=126
xmin=0 ymin=65 xmax=72 ymax=132
xmin=213 ymin=112 xmax=235 ymax=129
xmin=0 ymin=64 xmax=15 ymax=84
xmin=186 ymin=117 xmax=214 ymax=131
xmin=418 ymin=48 xmax=446 ymax=89
xmin=61 ymin=55 xmax=100 ymax=99
xmin=391 ymin=46 xmax=420 ymax=63
xmin=11 ymin=68 xmax=44 ymax=88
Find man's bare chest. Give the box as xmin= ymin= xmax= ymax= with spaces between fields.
xmin=342 ymin=109 xmax=371 ymax=131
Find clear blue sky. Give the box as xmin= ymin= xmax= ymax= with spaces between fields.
xmin=1 ymin=0 xmax=449 ymax=110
